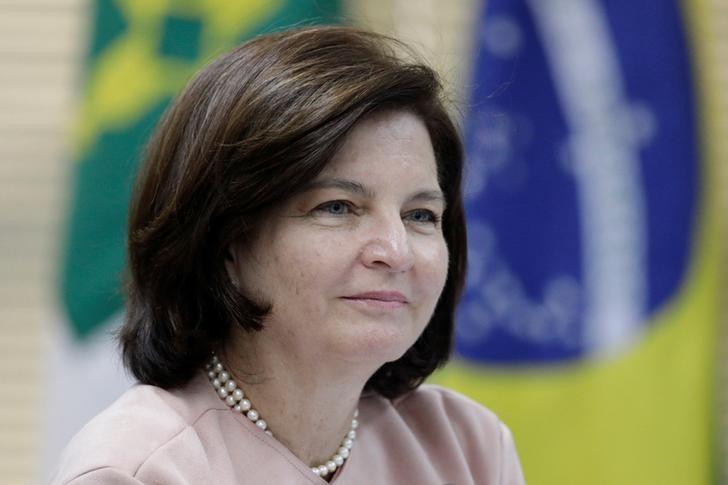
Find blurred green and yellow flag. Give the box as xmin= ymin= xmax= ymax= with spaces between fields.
xmin=60 ymin=0 xmax=340 ymax=339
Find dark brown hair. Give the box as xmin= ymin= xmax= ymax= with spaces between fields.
xmin=120 ymin=26 xmax=466 ymax=399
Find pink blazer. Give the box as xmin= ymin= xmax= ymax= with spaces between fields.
xmin=51 ymin=372 xmax=525 ymax=484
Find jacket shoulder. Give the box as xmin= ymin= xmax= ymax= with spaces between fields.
xmin=50 ymin=384 xmax=199 ymax=484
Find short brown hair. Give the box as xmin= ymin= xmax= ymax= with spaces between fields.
xmin=120 ymin=26 xmax=466 ymax=399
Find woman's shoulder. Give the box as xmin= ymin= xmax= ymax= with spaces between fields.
xmin=357 ymin=384 xmax=525 ymax=484
xmin=361 ymin=383 xmax=510 ymax=450
xmin=50 ymin=373 xmax=219 ymax=484
xmin=397 ymin=384 xmax=506 ymax=438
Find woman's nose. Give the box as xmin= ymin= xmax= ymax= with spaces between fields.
xmin=360 ymin=215 xmax=415 ymax=272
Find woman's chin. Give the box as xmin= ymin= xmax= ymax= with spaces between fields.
xmin=331 ymin=324 xmax=419 ymax=368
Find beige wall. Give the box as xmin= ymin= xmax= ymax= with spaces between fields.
xmin=0 ymin=1 xmax=724 ymax=483
xmin=0 ymin=1 xmax=87 ymax=483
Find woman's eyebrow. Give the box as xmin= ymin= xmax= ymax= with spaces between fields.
xmin=409 ymin=190 xmax=446 ymax=208
xmin=301 ymin=178 xmax=374 ymax=198
xmin=302 ymin=178 xmax=446 ymax=208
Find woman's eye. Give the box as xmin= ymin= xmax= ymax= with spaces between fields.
xmin=405 ymin=209 xmax=440 ymax=225
xmin=314 ymin=200 xmax=353 ymax=215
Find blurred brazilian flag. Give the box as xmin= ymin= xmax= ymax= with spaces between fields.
xmin=60 ymin=0 xmax=340 ymax=339
xmin=435 ymin=0 xmax=724 ymax=484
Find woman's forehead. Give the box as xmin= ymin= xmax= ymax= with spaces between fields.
xmin=322 ymin=111 xmax=437 ymax=177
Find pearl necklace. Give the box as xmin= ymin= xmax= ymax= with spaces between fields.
xmin=206 ymin=355 xmax=358 ymax=478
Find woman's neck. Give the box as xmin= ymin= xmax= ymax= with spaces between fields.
xmin=221 ymin=332 xmax=370 ymax=467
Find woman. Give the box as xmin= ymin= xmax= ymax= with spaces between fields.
xmin=52 ymin=26 xmax=525 ymax=484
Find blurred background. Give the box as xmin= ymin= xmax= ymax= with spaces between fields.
xmin=0 ymin=0 xmax=726 ymax=484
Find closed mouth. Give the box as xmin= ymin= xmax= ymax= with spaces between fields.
xmin=342 ymin=291 xmax=408 ymax=304
xmin=341 ymin=292 xmax=409 ymax=311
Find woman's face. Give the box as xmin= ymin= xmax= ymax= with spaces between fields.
xmin=228 ymin=110 xmax=449 ymax=368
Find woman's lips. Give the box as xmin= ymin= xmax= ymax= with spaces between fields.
xmin=341 ymin=291 xmax=408 ymax=310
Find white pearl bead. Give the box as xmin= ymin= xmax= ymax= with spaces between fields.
xmin=212 ymin=379 xmax=221 ymax=389
xmin=247 ymin=409 xmax=259 ymax=421
xmin=217 ymin=388 xmax=228 ymax=398
xmin=342 ymin=438 xmax=353 ymax=449
xmin=338 ymin=447 xmax=349 ymax=458
xmin=232 ymin=389 xmax=244 ymax=401
xmin=214 ymin=363 xmax=223 ymax=373
xmin=219 ymin=371 xmax=229 ymax=383
xmin=265 ymin=430 xmax=273 ymax=436
xmin=333 ymin=454 xmax=344 ymax=466
xmin=207 ymin=371 xmax=215 ymax=379
xmin=354 ymin=409 xmax=359 ymax=418
xmin=317 ymin=465 xmax=329 ymax=476
xmin=351 ymin=419 xmax=359 ymax=429
xmin=225 ymin=380 xmax=236 ymax=392
xmin=255 ymin=419 xmax=267 ymax=430
xmin=326 ymin=461 xmax=336 ymax=472
xmin=225 ymin=395 xmax=236 ymax=406
xmin=233 ymin=404 xmax=242 ymax=413
xmin=347 ymin=430 xmax=356 ymax=439
xmin=240 ymin=399 xmax=251 ymax=411
xmin=211 ymin=355 xmax=219 ymax=363
xmin=312 ymin=467 xmax=321 ymax=476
